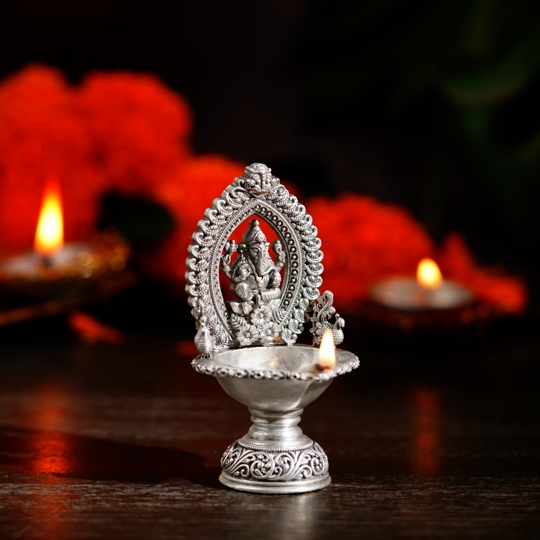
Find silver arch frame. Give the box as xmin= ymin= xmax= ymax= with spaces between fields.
xmin=185 ymin=164 xmax=324 ymax=351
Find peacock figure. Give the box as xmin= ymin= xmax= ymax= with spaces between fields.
xmin=309 ymin=291 xmax=345 ymax=346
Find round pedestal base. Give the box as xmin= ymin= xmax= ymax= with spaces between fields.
xmin=219 ymin=440 xmax=331 ymax=494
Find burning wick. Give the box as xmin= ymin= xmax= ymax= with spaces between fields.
xmin=34 ymin=179 xmax=64 ymax=265
xmin=315 ymin=329 xmax=337 ymax=372
xmin=416 ymin=258 xmax=442 ymax=289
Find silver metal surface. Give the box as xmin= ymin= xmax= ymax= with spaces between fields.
xmin=185 ymin=162 xmax=345 ymax=352
xmin=194 ymin=345 xmax=358 ymax=494
xmin=186 ymin=163 xmax=359 ymax=494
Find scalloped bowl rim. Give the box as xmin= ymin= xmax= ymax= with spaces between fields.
xmin=192 ymin=344 xmax=360 ymax=383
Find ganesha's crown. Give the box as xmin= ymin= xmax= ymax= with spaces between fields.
xmin=185 ymin=163 xmax=344 ymax=354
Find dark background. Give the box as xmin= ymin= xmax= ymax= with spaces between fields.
xmin=2 ymin=0 xmax=539 ymax=281
xmin=0 ymin=0 xmax=539 ymax=354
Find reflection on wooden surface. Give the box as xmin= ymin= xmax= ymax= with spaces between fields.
xmin=0 ymin=326 xmax=538 ymax=539
xmin=411 ymin=387 xmax=441 ymax=476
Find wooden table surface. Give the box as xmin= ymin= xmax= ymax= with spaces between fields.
xmin=0 ymin=314 xmax=539 ymax=540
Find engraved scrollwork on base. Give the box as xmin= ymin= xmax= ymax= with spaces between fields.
xmin=220 ymin=442 xmax=329 ymax=483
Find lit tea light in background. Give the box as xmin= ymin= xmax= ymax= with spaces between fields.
xmin=316 ymin=329 xmax=337 ymax=371
xmin=370 ymin=258 xmax=474 ymax=310
xmin=0 ymin=179 xmax=130 ymax=321
xmin=0 ymin=178 xmax=127 ymax=279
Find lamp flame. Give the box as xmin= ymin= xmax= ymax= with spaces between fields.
xmin=417 ymin=258 xmax=442 ymax=289
xmin=318 ymin=329 xmax=337 ymax=370
xmin=35 ymin=180 xmax=63 ymax=256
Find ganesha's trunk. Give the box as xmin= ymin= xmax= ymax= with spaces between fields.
xmin=256 ymin=255 xmax=273 ymax=277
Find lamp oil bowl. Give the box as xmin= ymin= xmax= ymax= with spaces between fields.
xmin=193 ymin=345 xmax=358 ymax=493
xmin=186 ymin=163 xmax=359 ymax=494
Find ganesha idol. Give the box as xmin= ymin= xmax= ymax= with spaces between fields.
xmin=220 ymin=219 xmax=286 ymax=346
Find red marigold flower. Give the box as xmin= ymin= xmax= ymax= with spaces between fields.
xmin=143 ymin=155 xmax=246 ymax=282
xmin=307 ymin=194 xmax=435 ymax=307
xmin=437 ymin=233 xmax=526 ymax=314
xmin=69 ymin=311 xmax=125 ymax=344
xmin=76 ymin=71 xmax=192 ymax=194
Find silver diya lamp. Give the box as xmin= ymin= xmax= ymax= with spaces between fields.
xmin=186 ymin=163 xmax=359 ymax=494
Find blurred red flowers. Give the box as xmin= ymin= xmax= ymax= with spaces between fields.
xmin=308 ymin=195 xmax=526 ymax=314
xmin=0 ymin=66 xmax=105 ymax=250
xmin=309 ymin=194 xmax=433 ymax=302
xmin=0 ymin=65 xmax=527 ymax=315
xmin=0 ymin=65 xmax=192 ymax=253
xmin=76 ymin=71 xmax=192 ymax=194
xmin=437 ymin=233 xmax=526 ymax=314
xmin=144 ymin=154 xmax=246 ymax=281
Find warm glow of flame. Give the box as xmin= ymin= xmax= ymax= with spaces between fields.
xmin=31 ymin=385 xmax=73 ymax=476
xmin=411 ymin=388 xmax=441 ymax=475
xmin=35 ymin=180 xmax=63 ymax=255
xmin=417 ymin=258 xmax=442 ymax=289
xmin=318 ymin=329 xmax=337 ymax=370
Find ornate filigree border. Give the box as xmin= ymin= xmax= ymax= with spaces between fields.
xmin=221 ymin=441 xmax=329 ymax=482
xmin=191 ymin=354 xmax=360 ymax=383
xmin=185 ymin=163 xmax=324 ymax=352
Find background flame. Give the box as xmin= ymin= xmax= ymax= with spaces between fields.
xmin=417 ymin=258 xmax=442 ymax=289
xmin=35 ymin=180 xmax=63 ymax=255
xmin=318 ymin=329 xmax=337 ymax=369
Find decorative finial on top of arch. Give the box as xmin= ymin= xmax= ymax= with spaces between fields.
xmin=233 ymin=162 xmax=280 ymax=196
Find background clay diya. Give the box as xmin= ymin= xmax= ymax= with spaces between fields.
xmin=370 ymin=258 xmax=474 ymax=311
xmin=0 ymin=233 xmax=130 ymax=300
xmin=360 ymin=259 xmax=496 ymax=339
xmin=0 ymin=180 xmax=131 ymax=322
xmin=365 ymin=258 xmax=479 ymax=330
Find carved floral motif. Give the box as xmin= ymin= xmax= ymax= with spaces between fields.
xmin=221 ymin=441 xmax=329 ymax=482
